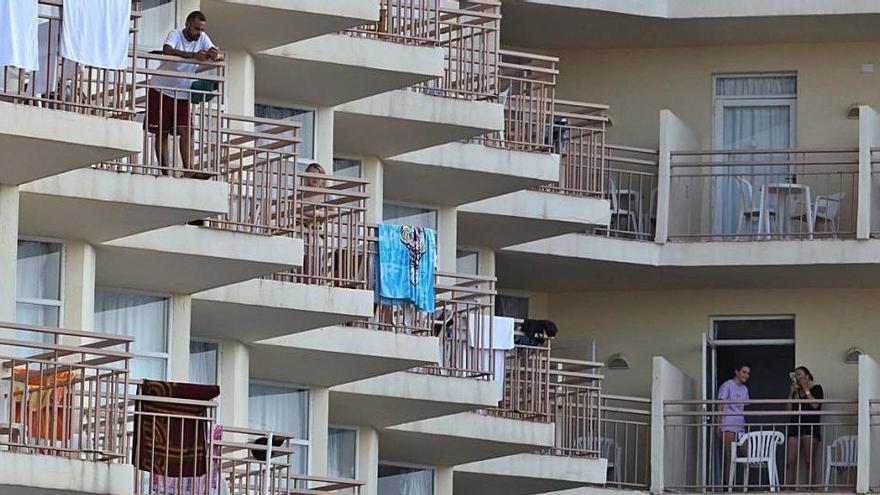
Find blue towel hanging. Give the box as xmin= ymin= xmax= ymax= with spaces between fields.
xmin=376 ymin=223 xmax=435 ymax=312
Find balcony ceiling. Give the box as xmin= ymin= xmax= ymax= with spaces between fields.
xmin=502 ymin=1 xmax=880 ymax=49
xmin=0 ymin=102 xmax=141 ymax=186
xmin=256 ymin=34 xmax=444 ymax=107
xmin=201 ymin=0 xmax=379 ymax=52
xmin=497 ymin=234 xmax=880 ymax=291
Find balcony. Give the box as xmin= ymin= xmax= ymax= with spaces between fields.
xmin=257 ymin=0 xmax=447 ymax=107
xmin=131 ymin=387 xmax=363 ymax=495
xmin=668 ymin=148 xmax=858 ymax=242
xmin=0 ymin=322 xmax=134 ymax=495
xmin=20 ymin=52 xmax=235 ymax=243
xmin=330 ymin=272 xmax=501 ymax=428
xmin=382 ymin=50 xmax=560 ymax=206
xmin=200 ymin=0 xmax=380 ymax=53
xmin=334 ymin=1 xmax=504 ymax=156
xmin=0 ymin=1 xmax=142 ymax=185
xmin=192 ymin=171 xmax=376 ymax=342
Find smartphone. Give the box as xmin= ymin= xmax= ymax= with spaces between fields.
xmin=789 ymin=372 xmax=796 ymax=382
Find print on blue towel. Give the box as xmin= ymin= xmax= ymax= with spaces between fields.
xmin=376 ymin=223 xmax=436 ymax=312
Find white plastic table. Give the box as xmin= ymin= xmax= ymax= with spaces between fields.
xmin=757 ymin=183 xmax=813 ymax=238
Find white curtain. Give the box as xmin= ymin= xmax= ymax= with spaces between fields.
xmin=189 ymin=341 xmax=218 ymax=384
xmin=16 ymin=240 xmax=61 ymax=329
xmin=328 ymin=428 xmax=357 ymax=479
xmin=383 ymin=204 xmax=438 ymax=230
xmin=94 ymin=290 xmax=168 ymax=380
xmin=712 ymin=105 xmax=791 ymax=235
xmin=378 ymin=466 xmax=433 ymax=495
xmin=249 ymin=383 xmax=310 ymax=476
xmin=715 ymin=75 xmax=796 ymax=98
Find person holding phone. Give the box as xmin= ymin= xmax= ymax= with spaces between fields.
xmin=785 ymin=366 xmax=824 ymax=486
xmin=147 ymin=11 xmax=224 ymax=176
xmin=717 ymin=363 xmax=751 ymax=484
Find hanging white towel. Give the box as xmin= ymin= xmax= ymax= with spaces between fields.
xmin=61 ymin=0 xmax=130 ymax=70
xmin=467 ymin=315 xmax=516 ymax=401
xmin=0 ymin=0 xmax=39 ymax=71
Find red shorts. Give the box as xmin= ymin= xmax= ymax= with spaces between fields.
xmin=146 ymin=88 xmax=191 ymax=135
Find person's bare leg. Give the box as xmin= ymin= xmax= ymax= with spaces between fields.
xmin=801 ymin=436 xmax=818 ymax=487
xmin=721 ymin=431 xmax=736 ymax=488
xmin=153 ymin=132 xmax=170 ymax=174
xmin=785 ymin=437 xmax=800 ymax=488
xmin=178 ymin=128 xmax=192 ymax=174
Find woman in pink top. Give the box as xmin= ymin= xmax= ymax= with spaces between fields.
xmin=718 ymin=363 xmax=751 ymax=484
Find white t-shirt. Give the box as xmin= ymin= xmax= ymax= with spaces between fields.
xmin=150 ymin=29 xmax=215 ymax=99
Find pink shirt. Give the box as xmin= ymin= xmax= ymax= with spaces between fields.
xmin=718 ymin=378 xmax=749 ymax=433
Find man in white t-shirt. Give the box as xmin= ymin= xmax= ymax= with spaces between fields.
xmin=146 ymin=11 xmax=223 ymax=178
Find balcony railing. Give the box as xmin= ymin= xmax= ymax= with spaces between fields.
xmin=414 ymin=0 xmax=500 ymax=101
xmin=270 ymin=172 xmax=371 ymax=289
xmin=474 ymin=50 xmax=558 ymax=152
xmin=345 ymin=0 xmax=440 ymax=46
xmin=205 ymin=114 xmax=301 ymax=235
xmin=345 ymin=1 xmax=500 ymax=101
xmin=132 ymin=393 xmax=362 ymax=495
xmin=669 ymin=148 xmax=858 ymax=241
xmin=592 ymin=144 xmax=660 ymax=241
xmin=539 ymin=100 xmax=610 ymax=196
xmin=601 ymin=394 xmax=651 ymax=490
xmin=97 ymin=51 xmax=226 ymax=179
xmin=544 ymin=358 xmax=604 ymax=458
xmin=493 ymin=340 xmax=552 ymax=420
xmin=356 ymin=268 xmax=497 ymax=380
xmin=0 ymin=0 xmax=138 ymax=118
xmin=0 ymin=322 xmax=132 ymax=462
xmin=871 ymin=399 xmax=880 ymax=492
xmin=663 ymin=398 xmax=857 ymax=492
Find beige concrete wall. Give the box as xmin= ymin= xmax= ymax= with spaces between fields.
xmin=548 ymin=288 xmax=880 ymax=400
xmin=557 ymin=42 xmax=879 ymax=150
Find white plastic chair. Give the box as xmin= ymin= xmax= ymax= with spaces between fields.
xmin=600 ymin=437 xmax=623 ymax=484
xmin=609 ymin=178 xmax=641 ymax=234
xmin=736 ymin=177 xmax=775 ymax=235
xmin=728 ymin=430 xmax=785 ymax=492
xmin=824 ymin=435 xmax=857 ymax=487
xmin=0 ymin=381 xmax=25 ymax=448
xmin=810 ymin=193 xmax=842 ymax=236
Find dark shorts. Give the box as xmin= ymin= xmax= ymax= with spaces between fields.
xmin=146 ymin=88 xmax=191 ymax=135
xmin=786 ymin=424 xmax=822 ymax=441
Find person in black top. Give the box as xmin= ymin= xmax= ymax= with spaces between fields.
xmin=784 ymin=366 xmax=824 ymax=486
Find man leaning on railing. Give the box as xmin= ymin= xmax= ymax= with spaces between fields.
xmin=147 ymin=11 xmax=224 ymax=178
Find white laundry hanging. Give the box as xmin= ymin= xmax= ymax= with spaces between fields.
xmin=467 ymin=314 xmax=516 ymax=400
xmin=0 ymin=0 xmax=39 ymax=71
xmin=61 ymin=0 xmax=130 ymax=70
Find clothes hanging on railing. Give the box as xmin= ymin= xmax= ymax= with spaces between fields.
xmin=0 ymin=0 xmax=38 ymax=71
xmin=467 ymin=315 xmax=515 ymax=399
xmin=376 ymin=223 xmax=435 ymax=312
xmin=516 ymin=319 xmax=558 ymax=346
xmin=12 ymin=368 xmax=77 ymax=442
xmin=152 ymin=423 xmax=224 ymax=495
xmin=60 ymin=0 xmax=131 ymax=70
xmin=134 ymin=380 xmax=220 ymax=478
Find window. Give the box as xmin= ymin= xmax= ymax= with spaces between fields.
xmin=333 ymin=158 xmax=362 ymax=179
xmin=328 ymin=427 xmax=357 ymax=480
xmin=456 ymin=250 xmax=479 ymax=275
xmin=383 ymin=204 xmax=437 ymax=230
xmin=189 ymin=340 xmax=219 ymax=385
xmin=249 ymin=382 xmax=310 ymax=476
xmin=495 ymin=294 xmax=528 ymax=319
xmin=16 ymin=240 xmax=62 ymax=327
xmin=712 ymin=74 xmax=797 ymax=235
xmin=378 ymin=464 xmax=434 ymax=495
xmin=255 ymin=103 xmax=316 ymax=162
xmin=94 ymin=290 xmax=170 ymax=380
